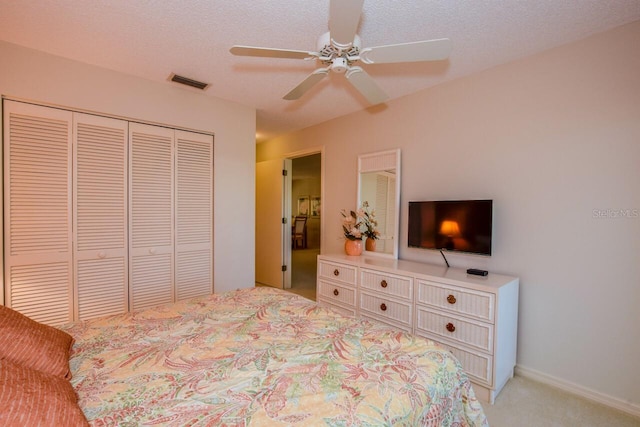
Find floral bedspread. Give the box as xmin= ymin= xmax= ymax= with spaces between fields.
xmin=62 ymin=287 xmax=488 ymax=426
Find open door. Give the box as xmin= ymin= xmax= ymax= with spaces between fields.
xmin=255 ymin=158 xmax=292 ymax=289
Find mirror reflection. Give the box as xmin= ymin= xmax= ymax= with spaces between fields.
xmin=357 ymin=149 xmax=401 ymax=259
xmin=359 ymin=171 xmax=396 ymax=255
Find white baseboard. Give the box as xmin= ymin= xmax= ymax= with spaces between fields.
xmin=515 ymin=365 xmax=640 ymax=419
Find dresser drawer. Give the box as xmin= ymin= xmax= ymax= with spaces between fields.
xmin=360 ymin=314 xmax=412 ymax=333
xmin=415 ymin=307 xmax=493 ymax=353
xmin=360 ymin=269 xmax=413 ymax=300
xmin=318 ymin=299 xmax=357 ymax=317
xmin=317 ymin=280 xmax=356 ymax=308
xmin=318 ymin=260 xmax=357 ymax=285
xmin=450 ymin=345 xmax=493 ymax=386
xmin=359 ymin=292 xmax=412 ymax=328
xmin=416 ymin=280 xmax=495 ymax=322
xmin=417 ymin=332 xmax=493 ymax=386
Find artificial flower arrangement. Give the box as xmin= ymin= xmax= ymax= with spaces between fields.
xmin=361 ymin=201 xmax=380 ymax=241
xmin=341 ymin=201 xmax=379 ymax=241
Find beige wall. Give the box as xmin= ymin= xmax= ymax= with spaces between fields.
xmin=258 ymin=21 xmax=640 ymax=412
xmin=0 ymin=41 xmax=257 ymax=294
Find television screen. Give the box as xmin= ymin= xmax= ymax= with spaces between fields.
xmin=408 ymin=200 xmax=493 ymax=256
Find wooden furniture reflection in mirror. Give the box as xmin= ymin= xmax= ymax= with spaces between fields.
xmin=357 ymin=149 xmax=401 ymax=259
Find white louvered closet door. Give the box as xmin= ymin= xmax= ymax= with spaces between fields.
xmin=129 ymin=123 xmax=175 ymax=311
xmin=3 ymin=101 xmax=73 ymax=325
xmin=73 ymin=113 xmax=128 ymax=320
xmin=175 ymin=130 xmax=213 ymax=300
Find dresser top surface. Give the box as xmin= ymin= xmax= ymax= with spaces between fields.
xmin=319 ymin=254 xmax=518 ymax=291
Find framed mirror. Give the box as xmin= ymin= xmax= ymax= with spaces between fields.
xmin=357 ymin=149 xmax=401 ymax=259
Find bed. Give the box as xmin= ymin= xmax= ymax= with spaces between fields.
xmin=2 ymin=286 xmax=488 ymax=426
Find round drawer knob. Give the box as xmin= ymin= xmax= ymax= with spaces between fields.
xmin=447 ymin=294 xmax=457 ymax=304
xmin=380 ymin=303 xmax=387 ymax=311
xmin=380 ymin=280 xmax=388 ymax=288
xmin=333 ymin=269 xmax=340 ymax=276
xmin=333 ymin=289 xmax=339 ymax=296
xmin=446 ymin=322 xmax=456 ymax=333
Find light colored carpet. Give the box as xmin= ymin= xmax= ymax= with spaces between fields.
xmin=287 ymin=248 xmax=318 ymax=301
xmin=483 ymin=375 xmax=639 ymax=426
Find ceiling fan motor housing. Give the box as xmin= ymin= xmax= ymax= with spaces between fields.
xmin=317 ymin=31 xmax=361 ymax=67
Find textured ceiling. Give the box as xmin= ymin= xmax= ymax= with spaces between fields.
xmin=1 ymin=1 xmax=639 ymax=142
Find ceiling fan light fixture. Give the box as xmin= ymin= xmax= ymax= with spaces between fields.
xmin=331 ymin=57 xmax=348 ymax=73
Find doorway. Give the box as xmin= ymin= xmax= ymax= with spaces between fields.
xmin=288 ymin=153 xmax=321 ymax=300
xmin=255 ymin=151 xmax=322 ymax=298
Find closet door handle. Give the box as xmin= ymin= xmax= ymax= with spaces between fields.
xmin=97 ymin=251 xmax=106 ymax=259
xmin=149 ymin=248 xmax=157 ymax=255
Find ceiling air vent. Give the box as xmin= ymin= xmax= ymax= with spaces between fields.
xmin=169 ymin=73 xmax=210 ymax=90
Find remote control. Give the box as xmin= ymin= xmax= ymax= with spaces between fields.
xmin=467 ymin=268 xmax=488 ymax=276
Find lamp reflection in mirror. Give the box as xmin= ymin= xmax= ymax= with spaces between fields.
xmin=439 ymin=220 xmax=460 ymax=250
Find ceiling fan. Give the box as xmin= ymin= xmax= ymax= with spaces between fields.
xmin=230 ymin=0 xmax=452 ymax=105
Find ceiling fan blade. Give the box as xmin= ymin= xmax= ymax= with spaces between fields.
xmin=360 ymin=38 xmax=452 ymax=64
xmin=329 ymin=0 xmax=364 ymax=49
xmin=345 ymin=66 xmax=389 ymax=105
xmin=230 ymin=46 xmax=315 ymax=60
xmin=283 ymin=68 xmax=330 ymax=100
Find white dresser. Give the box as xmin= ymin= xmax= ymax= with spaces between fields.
xmin=316 ymin=254 xmax=519 ymax=404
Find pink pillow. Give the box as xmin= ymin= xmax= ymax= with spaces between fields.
xmin=0 ymin=359 xmax=88 ymax=426
xmin=0 ymin=305 xmax=74 ymax=379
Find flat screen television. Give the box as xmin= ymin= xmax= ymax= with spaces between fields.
xmin=408 ymin=200 xmax=493 ymax=256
